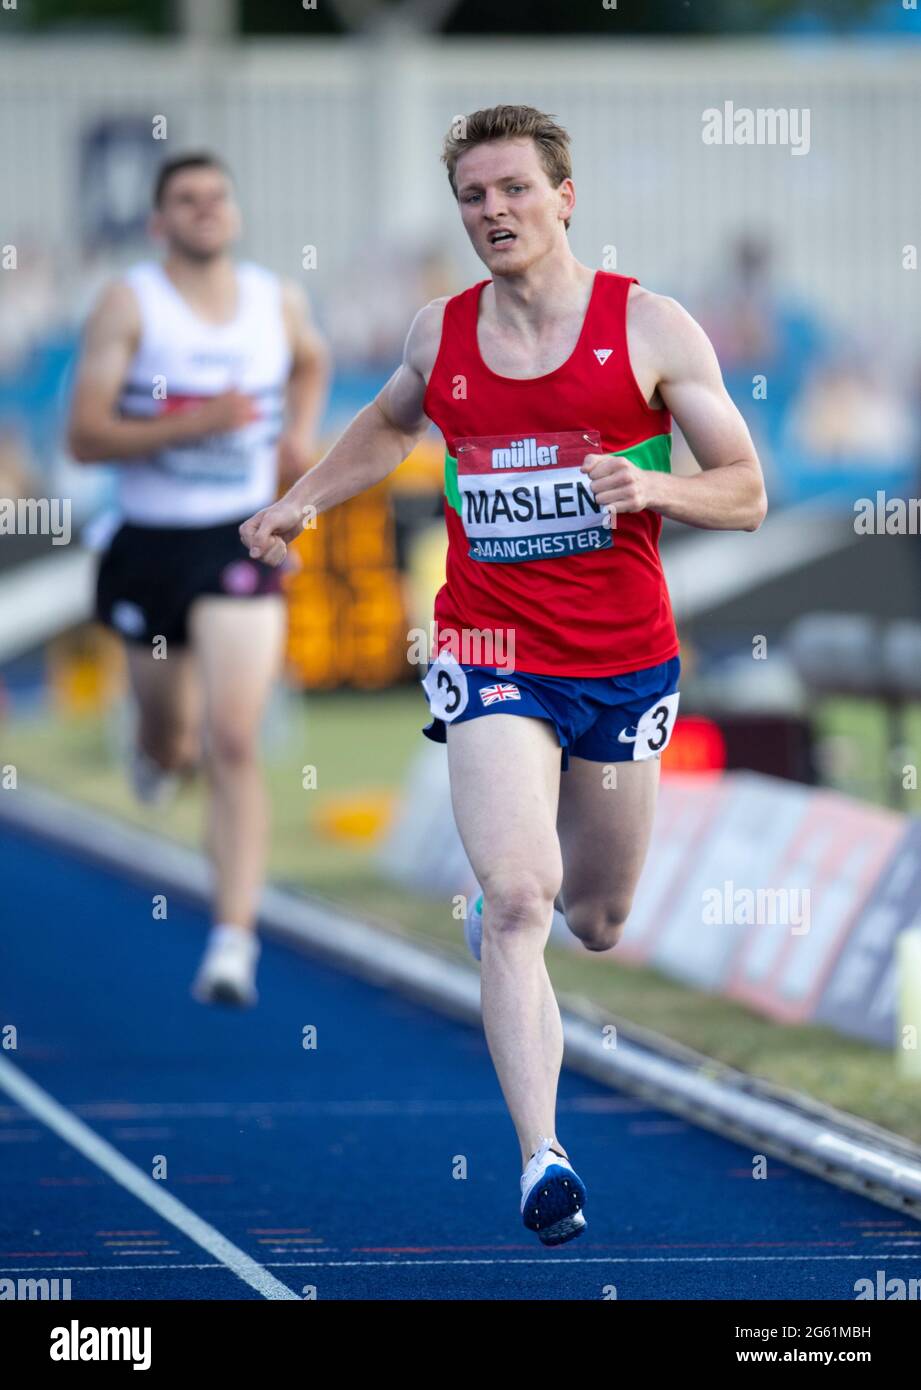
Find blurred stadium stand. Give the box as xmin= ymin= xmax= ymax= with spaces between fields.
xmin=0 ymin=37 xmax=919 ymax=772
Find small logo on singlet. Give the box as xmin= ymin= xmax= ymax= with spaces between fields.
xmin=593 ymin=348 xmax=613 ymax=365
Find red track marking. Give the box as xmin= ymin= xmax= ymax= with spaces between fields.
xmin=0 ymin=1256 xmax=88 ymax=1267
xmin=172 ymin=1175 xmax=234 ymax=1184
xmin=842 ymin=1219 xmax=906 ymax=1227
xmin=39 ymin=1176 xmax=105 ymax=1186
xmin=727 ymin=1167 xmax=791 ymax=1177
xmin=248 ymin=1228 xmax=315 ymax=1235
xmin=257 ymin=1238 xmax=325 ymax=1244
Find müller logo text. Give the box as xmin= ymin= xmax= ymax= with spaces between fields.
xmin=491 ymin=438 xmax=560 ymax=470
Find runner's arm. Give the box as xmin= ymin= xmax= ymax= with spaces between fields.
xmin=584 ymin=294 xmax=767 ymax=531
xmin=67 ymin=281 xmax=259 ymax=463
xmin=241 ymin=299 xmax=444 ymax=564
xmin=277 ymin=281 xmax=332 ymax=487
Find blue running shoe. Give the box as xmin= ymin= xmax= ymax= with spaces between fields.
xmin=465 ymin=892 xmax=483 ymax=962
xmin=520 ymin=1137 xmax=587 ymax=1246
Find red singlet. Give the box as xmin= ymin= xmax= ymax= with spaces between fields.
xmin=422 ymin=270 xmax=679 ymax=676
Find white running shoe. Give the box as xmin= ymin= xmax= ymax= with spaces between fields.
xmin=129 ymin=746 xmax=180 ymax=808
xmin=191 ymin=925 xmax=260 ymax=1007
xmin=520 ymin=1136 xmax=587 ymax=1246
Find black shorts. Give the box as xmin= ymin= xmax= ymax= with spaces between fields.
xmin=96 ymin=515 xmax=283 ymax=647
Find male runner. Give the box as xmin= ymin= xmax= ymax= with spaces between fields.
xmin=68 ymin=153 xmax=329 ymax=1007
xmin=241 ymin=106 xmax=766 ymax=1242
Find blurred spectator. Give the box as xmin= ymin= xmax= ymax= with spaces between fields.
xmin=697 ymin=234 xmax=825 ymax=491
xmin=0 ymin=236 xmax=63 ymax=372
xmin=0 ymin=426 xmax=40 ymax=500
xmin=321 ymin=238 xmax=459 ymax=370
xmin=700 ymin=233 xmax=823 ymax=382
xmin=696 ymin=233 xmax=919 ymax=507
xmin=785 ymin=356 xmax=917 ymax=466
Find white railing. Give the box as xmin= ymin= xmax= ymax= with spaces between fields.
xmin=0 ymin=38 xmax=918 ymax=356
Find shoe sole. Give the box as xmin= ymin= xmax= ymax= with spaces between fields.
xmin=192 ymin=980 xmax=256 ymax=1008
xmin=540 ymin=1210 xmax=587 ymax=1246
xmin=522 ymin=1169 xmax=587 ymax=1244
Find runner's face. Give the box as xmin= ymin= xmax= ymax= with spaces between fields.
xmin=455 ymin=139 xmax=572 ymax=275
xmin=153 ymin=168 xmax=240 ymax=261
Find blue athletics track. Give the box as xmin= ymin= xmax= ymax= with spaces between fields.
xmin=1 ymin=818 xmax=918 ymax=1303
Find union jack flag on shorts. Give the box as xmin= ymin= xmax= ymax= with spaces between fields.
xmin=480 ymin=682 xmax=521 ymax=706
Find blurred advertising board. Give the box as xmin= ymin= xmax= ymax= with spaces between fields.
xmin=382 ymin=750 xmax=913 ymax=1048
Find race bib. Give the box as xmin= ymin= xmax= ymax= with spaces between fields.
xmin=152 ymin=395 xmax=255 ymax=485
xmin=632 ymin=692 xmax=680 ymax=760
xmin=422 ymin=653 xmax=470 ymax=723
xmin=454 ymin=428 xmax=611 ymax=564
xmin=152 ymin=439 xmax=251 ymax=485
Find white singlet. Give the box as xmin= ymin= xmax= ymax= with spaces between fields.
xmin=114 ymin=261 xmax=292 ymax=528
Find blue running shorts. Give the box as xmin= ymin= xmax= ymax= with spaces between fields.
xmin=421 ymin=654 xmax=681 ymax=770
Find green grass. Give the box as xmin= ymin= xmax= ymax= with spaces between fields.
xmin=5 ymin=688 xmax=921 ymax=1143
xmin=814 ymin=697 xmax=921 ymax=811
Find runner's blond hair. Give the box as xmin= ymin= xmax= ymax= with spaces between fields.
xmin=441 ymin=106 xmax=573 ymax=230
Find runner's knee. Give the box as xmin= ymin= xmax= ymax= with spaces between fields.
xmin=565 ymin=895 xmax=632 ymax=951
xmin=481 ymin=869 xmax=562 ymax=936
xmin=140 ymin=725 xmax=200 ymax=773
xmin=207 ymin=721 xmax=259 ymax=769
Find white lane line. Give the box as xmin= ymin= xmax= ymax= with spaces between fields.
xmin=0 ymin=1055 xmax=300 ymax=1301
xmin=3 ymin=1252 xmax=921 ymax=1274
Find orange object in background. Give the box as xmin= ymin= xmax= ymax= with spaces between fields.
xmin=389 ymin=437 xmax=444 ymax=492
xmin=312 ymin=790 xmax=396 ymax=843
xmin=283 ymin=439 xmax=453 ymax=691
xmin=47 ymin=625 xmax=126 ymax=716
xmin=285 ymin=475 xmax=410 ymax=690
xmin=662 ymin=715 xmax=727 ymax=774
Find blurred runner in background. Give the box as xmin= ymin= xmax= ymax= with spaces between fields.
xmin=67 ymin=153 xmax=329 ymax=1007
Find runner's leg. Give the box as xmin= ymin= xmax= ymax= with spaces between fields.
xmin=125 ymin=643 xmax=202 ymax=773
xmin=189 ymin=594 xmax=286 ymax=931
xmin=447 ymin=713 xmax=566 ymax=1168
xmin=556 ymin=757 xmax=660 ymax=951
